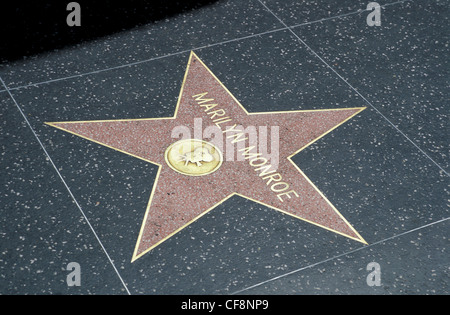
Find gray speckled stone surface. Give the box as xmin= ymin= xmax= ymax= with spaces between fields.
xmin=1 ymin=0 xmax=448 ymax=295
xmin=0 ymin=0 xmax=281 ymax=90
xmin=291 ymin=0 xmax=449 ymax=171
xmin=0 ymin=95 xmax=128 ymax=294
xmin=241 ymin=219 xmax=449 ymax=295
xmin=260 ymin=0 xmax=407 ymax=26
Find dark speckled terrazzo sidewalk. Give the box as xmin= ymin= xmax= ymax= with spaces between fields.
xmin=0 ymin=0 xmax=448 ymax=295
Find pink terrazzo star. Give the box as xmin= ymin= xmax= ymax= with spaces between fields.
xmin=47 ymin=51 xmax=367 ymax=262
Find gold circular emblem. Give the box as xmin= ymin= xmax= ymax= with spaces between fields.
xmin=164 ymin=139 xmax=223 ymax=176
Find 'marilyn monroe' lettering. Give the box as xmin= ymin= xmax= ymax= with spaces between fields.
xmin=239 ymin=146 xmax=299 ymax=202
xmin=193 ymin=92 xmax=300 ymax=202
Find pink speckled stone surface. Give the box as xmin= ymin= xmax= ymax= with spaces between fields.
xmin=49 ymin=52 xmax=366 ymax=261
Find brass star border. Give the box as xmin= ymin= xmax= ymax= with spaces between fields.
xmin=46 ymin=52 xmax=367 ymax=262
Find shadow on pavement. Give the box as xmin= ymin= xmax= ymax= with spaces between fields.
xmin=1 ymin=0 xmax=219 ymax=63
